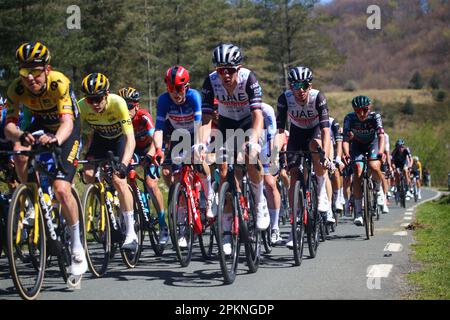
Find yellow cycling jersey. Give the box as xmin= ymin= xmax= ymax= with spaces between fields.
xmin=5 ymin=70 xmax=78 ymax=132
xmin=78 ymin=93 xmax=133 ymax=139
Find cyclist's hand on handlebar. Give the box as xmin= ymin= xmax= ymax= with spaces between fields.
xmin=38 ymin=133 xmax=59 ymax=146
xmin=192 ymin=143 xmax=207 ymax=162
xmin=115 ymin=162 xmax=128 ymax=179
xmin=342 ymin=154 xmax=351 ymax=166
xmin=152 ymin=148 xmax=164 ymax=166
xmin=19 ymin=131 xmax=34 ymax=147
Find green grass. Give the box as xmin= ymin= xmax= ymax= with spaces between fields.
xmin=407 ymin=195 xmax=450 ymax=299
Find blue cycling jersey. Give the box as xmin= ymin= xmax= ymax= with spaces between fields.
xmin=155 ymin=89 xmax=202 ymax=133
xmin=343 ymin=111 xmax=384 ymax=145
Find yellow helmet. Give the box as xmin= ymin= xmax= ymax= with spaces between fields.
xmin=82 ymin=73 xmax=110 ymax=96
xmin=118 ymin=87 xmax=140 ymax=102
xmin=16 ymin=42 xmax=51 ymax=66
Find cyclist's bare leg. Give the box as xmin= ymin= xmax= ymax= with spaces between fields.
xmin=162 ymin=164 xmax=172 ymax=188
xmin=12 ymin=141 xmax=30 ymax=183
xmin=145 ymin=175 xmax=164 ymax=215
xmin=280 ymin=168 xmax=290 ymax=188
xmin=53 ymin=180 xmax=79 ymax=226
xmin=310 ymin=139 xmax=329 ymax=212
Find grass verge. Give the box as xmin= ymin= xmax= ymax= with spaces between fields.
xmin=407 ymin=195 xmax=450 ymax=299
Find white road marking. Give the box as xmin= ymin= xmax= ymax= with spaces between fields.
xmin=401 ymin=223 xmax=410 ymax=227
xmin=366 ymin=264 xmax=394 ymax=278
xmin=384 ymin=243 xmax=403 ymax=252
xmin=404 ymin=216 xmax=412 ymax=220
xmin=394 ymin=231 xmax=408 ymax=236
xmin=406 ymin=208 xmax=414 ymax=212
xmin=405 ymin=212 xmax=413 ymax=216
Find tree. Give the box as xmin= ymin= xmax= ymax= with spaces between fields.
xmin=429 ymin=74 xmax=440 ymax=89
xmin=402 ymin=97 xmax=415 ymax=115
xmin=408 ymin=71 xmax=424 ymax=89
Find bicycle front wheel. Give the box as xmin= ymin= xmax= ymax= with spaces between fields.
xmin=120 ymin=185 xmax=144 ymax=268
xmin=307 ymin=179 xmax=320 ymax=258
xmin=363 ymin=179 xmax=371 ymax=240
xmin=169 ymin=182 xmax=194 ymax=267
xmin=215 ymin=181 xmax=239 ymax=284
xmin=7 ymin=184 xmax=46 ymax=301
xmin=82 ymin=184 xmax=111 ymax=278
xmin=292 ymin=181 xmax=305 ymax=266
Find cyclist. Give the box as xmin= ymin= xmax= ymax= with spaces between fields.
xmin=201 ymin=43 xmax=270 ymax=254
xmin=78 ymin=73 xmax=139 ymax=252
xmin=342 ymin=95 xmax=385 ymax=226
xmin=276 ymin=66 xmax=332 ymax=248
xmin=380 ymin=131 xmax=391 ymax=213
xmin=391 ymin=139 xmax=413 ymax=200
xmin=3 ymin=42 xmax=87 ymax=276
xmin=119 ymin=87 xmax=169 ymax=245
xmin=1 ymin=94 xmax=20 ymax=192
xmin=150 ymin=65 xmax=214 ymax=248
xmin=411 ymin=155 xmax=422 ymax=200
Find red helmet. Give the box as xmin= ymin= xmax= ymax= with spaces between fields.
xmin=165 ymin=66 xmax=189 ymax=93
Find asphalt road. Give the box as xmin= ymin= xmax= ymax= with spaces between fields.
xmin=0 ymin=188 xmax=438 ymax=300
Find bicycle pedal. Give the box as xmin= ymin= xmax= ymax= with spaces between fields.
xmin=67 ymin=274 xmax=82 ymax=290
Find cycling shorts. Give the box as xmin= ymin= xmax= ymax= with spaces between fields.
xmin=286 ymin=124 xmax=321 ymax=170
xmin=87 ymin=133 xmax=126 ymax=161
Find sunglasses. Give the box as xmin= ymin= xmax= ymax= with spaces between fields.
xmin=167 ymin=83 xmax=188 ymax=93
xmin=86 ymin=95 xmax=105 ymax=104
xmin=355 ymin=107 xmax=369 ymax=113
xmin=216 ymin=66 xmax=239 ymax=76
xmin=127 ymin=101 xmax=139 ymax=110
xmin=19 ymin=68 xmax=44 ymax=78
xmin=291 ymin=81 xmax=310 ymax=91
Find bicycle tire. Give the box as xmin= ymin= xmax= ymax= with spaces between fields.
xmin=7 ymin=184 xmax=46 ymax=301
xmin=292 ymin=181 xmax=305 ymax=266
xmin=82 ymin=184 xmax=111 ymax=278
xmin=307 ymin=180 xmax=319 ymax=258
xmin=262 ymin=227 xmax=272 ymax=254
xmin=363 ymin=179 xmax=370 ymax=240
xmin=145 ymin=191 xmax=165 ymax=257
xmin=57 ymin=187 xmax=85 ymax=282
xmin=215 ymin=181 xmax=239 ymax=285
xmin=242 ymin=181 xmax=261 ymax=274
xmin=169 ymin=182 xmax=194 ymax=267
xmin=120 ymin=185 xmax=144 ymax=268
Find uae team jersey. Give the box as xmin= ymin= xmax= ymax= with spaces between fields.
xmin=276 ymin=89 xmax=330 ymax=130
xmin=201 ymin=67 xmax=262 ymax=121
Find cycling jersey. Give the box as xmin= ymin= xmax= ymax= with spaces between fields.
xmin=201 ymin=68 xmax=262 ymax=121
xmin=155 ymin=89 xmax=202 ymax=133
xmin=392 ymin=146 xmax=411 ymax=165
xmin=261 ymin=103 xmax=277 ymax=141
xmin=343 ymin=112 xmax=384 ymax=145
xmin=5 ymin=70 xmax=79 ymax=133
xmin=277 ymin=89 xmax=330 ymax=130
xmin=384 ymin=132 xmax=390 ymax=153
xmin=78 ymin=93 xmax=133 ymax=139
xmin=329 ymin=117 xmax=343 ymax=145
xmin=132 ymin=109 xmax=155 ymax=150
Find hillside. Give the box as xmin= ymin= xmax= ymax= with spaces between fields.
xmin=316 ymin=0 xmax=450 ymax=91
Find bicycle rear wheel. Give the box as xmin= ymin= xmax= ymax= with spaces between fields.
xmin=363 ymin=179 xmax=370 ymax=240
xmin=215 ymin=181 xmax=239 ymax=284
xmin=242 ymin=183 xmax=261 ymax=274
xmin=292 ymin=181 xmax=305 ymax=266
xmin=7 ymin=184 xmax=46 ymax=300
xmin=82 ymin=184 xmax=111 ymax=278
xmin=169 ymin=182 xmax=194 ymax=267
xmin=120 ymin=185 xmax=144 ymax=268
xmin=145 ymin=190 xmax=166 ymax=256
